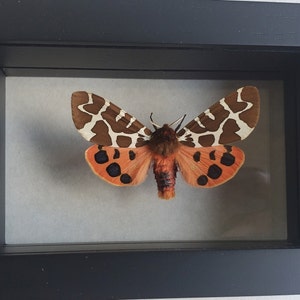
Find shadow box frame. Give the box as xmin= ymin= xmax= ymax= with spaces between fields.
xmin=1 ymin=0 xmax=300 ymax=299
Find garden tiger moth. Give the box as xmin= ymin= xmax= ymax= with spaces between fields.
xmin=71 ymin=86 xmax=260 ymax=200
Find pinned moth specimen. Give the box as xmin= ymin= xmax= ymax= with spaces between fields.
xmin=71 ymin=86 xmax=260 ymax=200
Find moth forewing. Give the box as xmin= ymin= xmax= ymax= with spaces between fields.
xmin=177 ymin=86 xmax=260 ymax=148
xmin=71 ymin=91 xmax=152 ymax=148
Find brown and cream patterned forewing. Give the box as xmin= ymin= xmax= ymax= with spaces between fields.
xmin=177 ymin=86 xmax=260 ymax=147
xmin=71 ymin=92 xmax=152 ymax=148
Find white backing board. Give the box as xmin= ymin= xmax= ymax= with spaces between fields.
xmin=5 ymin=78 xmax=286 ymax=244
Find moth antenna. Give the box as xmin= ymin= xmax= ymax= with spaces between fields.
xmin=169 ymin=114 xmax=187 ymax=132
xmin=150 ymin=113 xmax=161 ymax=130
xmin=174 ymin=114 xmax=186 ymax=132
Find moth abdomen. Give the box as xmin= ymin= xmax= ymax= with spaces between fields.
xmin=153 ymin=154 xmax=177 ymax=200
xmin=156 ymin=172 xmax=173 ymax=188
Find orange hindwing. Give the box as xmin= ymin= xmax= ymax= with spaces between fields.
xmin=176 ymin=144 xmax=245 ymax=188
xmin=85 ymin=145 xmax=152 ymax=186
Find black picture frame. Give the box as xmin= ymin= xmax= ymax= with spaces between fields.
xmin=1 ymin=1 xmax=300 ymax=298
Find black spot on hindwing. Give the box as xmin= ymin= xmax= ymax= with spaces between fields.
xmin=113 ymin=149 xmax=120 ymax=159
xmin=95 ymin=150 xmax=109 ymax=164
xmin=207 ymin=164 xmax=222 ymax=179
xmin=106 ymin=163 xmax=121 ymax=177
xmin=221 ymin=152 xmax=235 ymax=166
xmin=197 ymin=175 xmax=208 ymax=186
xmin=120 ymin=173 xmax=132 ymax=184
xmin=193 ymin=151 xmax=201 ymax=162
xmin=129 ymin=150 xmax=136 ymax=160
xmin=209 ymin=150 xmax=216 ymax=160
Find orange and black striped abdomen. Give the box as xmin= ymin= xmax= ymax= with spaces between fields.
xmin=152 ymin=154 xmax=177 ymax=200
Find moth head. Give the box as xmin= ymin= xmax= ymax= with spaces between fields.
xmin=149 ymin=113 xmax=186 ymax=132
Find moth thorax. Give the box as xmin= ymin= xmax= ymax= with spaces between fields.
xmin=148 ymin=124 xmax=179 ymax=157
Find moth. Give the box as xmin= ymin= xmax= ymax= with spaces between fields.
xmin=71 ymin=86 xmax=260 ymax=200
